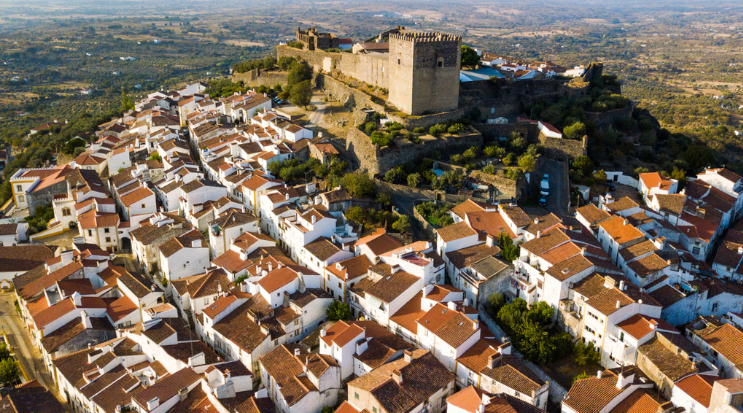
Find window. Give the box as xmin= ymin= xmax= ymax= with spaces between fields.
xmin=373 ymin=408 xmax=377 ymax=413
xmin=16 ymin=185 xmax=22 ymax=192
xmin=437 ymin=61 xmax=443 ymax=68
xmin=105 ymin=237 xmax=111 ymax=243
xmin=294 ymin=320 xmax=299 ymax=325
xmin=104 ymin=228 xmax=110 ymax=233
xmin=398 ymin=59 xmax=401 ymax=64
xmin=355 ymin=393 xmax=359 ymax=400
xmin=62 ymin=208 xmax=71 ymax=216
xmin=88 ymin=230 xmax=93 ymax=237
xmin=338 ymin=282 xmax=342 ymax=288
xmin=17 ymin=195 xmax=24 ymax=203
xmin=140 ymin=203 xmax=145 ymax=208
xmin=712 ymin=303 xmax=719 ymax=312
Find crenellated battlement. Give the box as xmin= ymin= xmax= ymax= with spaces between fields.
xmin=389 ymin=31 xmax=461 ymax=44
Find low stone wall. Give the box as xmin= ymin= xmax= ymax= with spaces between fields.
xmin=386 ymin=108 xmax=468 ymax=131
xmin=346 ymin=127 xmax=483 ymax=176
xmin=538 ymin=134 xmax=587 ymax=161
xmin=232 ymin=68 xmax=290 ymax=88
xmin=585 ymin=105 xmax=633 ymax=129
xmin=412 ymin=200 xmax=440 ymax=241
xmin=318 ymin=74 xmax=386 ymax=115
xmin=435 ymin=160 xmax=526 ymax=201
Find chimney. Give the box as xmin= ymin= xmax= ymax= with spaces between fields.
xmin=294 ymin=348 xmax=300 ymax=356
xmin=487 ymin=354 xmax=498 ymax=369
xmin=534 ymin=217 xmax=539 ymax=224
xmin=192 ymin=239 xmax=201 ymax=248
xmin=311 ymin=215 xmax=317 ymax=224
xmin=536 ymin=231 xmax=541 ymax=238
xmin=473 ymin=319 xmax=479 ymax=330
xmin=81 ymin=310 xmax=92 ymax=329
xmin=72 ymin=292 xmax=82 ymax=307
xmin=616 ymin=373 xmax=626 ymax=389
xmin=447 ymin=301 xmax=457 ymax=311
xmin=463 ymin=298 xmax=469 ymax=307
xmin=392 ymin=369 xmax=403 ymax=384
xmin=478 ymin=405 xmax=485 ymax=413
xmin=623 ymin=218 xmax=628 ymax=225
xmin=178 ymin=387 xmax=188 ymax=402
xmin=616 ymin=300 xmax=621 ymax=309
xmin=403 ymin=350 xmax=413 ymax=363
xmin=267 ymin=262 xmax=273 ymax=272
xmin=486 ymin=235 xmax=495 ymax=247
xmin=619 ymin=280 xmax=625 ymax=291
xmin=356 ymin=339 xmax=369 ymax=355
xmin=597 ymin=370 xmax=602 ymax=379
xmin=320 ymin=329 xmax=326 ymax=337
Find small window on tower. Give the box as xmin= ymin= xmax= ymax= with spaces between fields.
xmin=438 ymin=60 xmax=443 ymax=68
xmin=398 ymin=59 xmax=401 ymax=65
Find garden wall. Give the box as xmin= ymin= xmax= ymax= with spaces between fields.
xmin=585 ymin=105 xmax=633 ymax=129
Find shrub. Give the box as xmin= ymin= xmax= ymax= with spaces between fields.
xmin=463 ymin=146 xmax=479 ymax=160
xmin=482 ymin=164 xmax=496 ymax=174
xmin=575 ymin=341 xmax=601 ymax=366
xmin=370 ymin=131 xmax=392 ymax=147
xmin=365 ymin=122 xmax=378 ymax=134
xmin=485 ymin=146 xmax=506 ymax=158
xmin=518 ymin=154 xmax=536 ymax=172
xmin=407 ymin=173 xmax=422 ymax=188
xmin=392 ymin=215 xmax=411 ymax=233
xmin=326 ymin=300 xmax=352 ymax=321
xmin=429 ymin=124 xmax=446 ymax=137
xmin=385 ymin=121 xmax=404 ymax=132
xmin=286 ymin=40 xmax=304 ymax=49
xmin=504 ymin=167 xmax=524 ymax=181
xmin=447 ymin=123 xmax=465 ymax=134
xmin=413 ymin=127 xmax=424 ymax=134
xmin=384 ymin=166 xmax=406 ymax=183
xmin=564 ymin=121 xmax=587 ymax=140
xmin=503 ymin=153 xmax=515 ymax=166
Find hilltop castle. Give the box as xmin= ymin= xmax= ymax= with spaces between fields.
xmin=280 ymin=27 xmax=462 ymax=116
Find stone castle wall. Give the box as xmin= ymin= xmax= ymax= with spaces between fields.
xmin=346 ymin=127 xmax=482 ymax=176
xmin=277 ymin=45 xmax=389 ymax=89
xmin=585 ymin=105 xmax=633 ymax=129
xmin=388 ymin=33 xmax=461 ymax=116
xmin=232 ymin=69 xmax=290 ymax=88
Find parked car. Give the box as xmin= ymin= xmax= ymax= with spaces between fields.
xmin=539 ymin=196 xmax=547 ymax=207
xmin=540 ymin=174 xmax=550 ymax=195
xmin=606 ymin=183 xmax=615 ymax=191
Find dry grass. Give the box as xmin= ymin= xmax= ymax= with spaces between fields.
xmin=223 ymin=39 xmax=266 ymax=47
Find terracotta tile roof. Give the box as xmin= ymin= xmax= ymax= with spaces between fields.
xmin=607 ymin=389 xmax=662 ymax=413
xmin=539 ymin=242 xmax=581 ymax=265
xmin=637 ymin=336 xmax=699 ymax=381
xmin=335 ymin=401 xmax=361 ymax=413
xmin=257 ymin=266 xmax=302 ymax=293
xmin=523 ymin=213 xmax=564 ymax=236
xmin=446 ymin=385 xmax=485 ymax=413
xmin=604 ymin=197 xmax=639 ymax=213
xmin=545 ymin=254 xmax=593 ymax=281
xmin=500 ymin=205 xmax=532 ymax=227
xmin=40 ymin=316 xmax=114 ymax=353
xmin=259 ymin=344 xmax=310 ymax=387
xmin=0 ymin=245 xmax=54 ymax=274
xmin=389 ymin=292 xmax=425 ymax=334
xmin=304 ymin=236 xmax=343 ymax=261
xmin=648 ymin=284 xmax=685 ymax=307
xmin=17 ymin=261 xmax=83 ymax=299
xmin=355 ymin=229 xmax=405 ymax=256
xmin=348 ymin=350 xmax=455 ymax=413
xmin=353 ymin=335 xmax=413 ymax=369
xmin=626 ymin=253 xmax=669 ymax=277
xmin=564 ymin=369 xmax=635 ymax=413
xmin=577 ymin=204 xmax=611 ymax=225
xmin=618 ymin=240 xmax=658 ymax=262
xmin=455 ymin=338 xmax=501 ymax=374
xmin=674 ymin=374 xmax=718 ymax=408
xmin=450 ymin=199 xmax=490 ymax=219
xmin=211 ymin=250 xmax=253 ymax=274
xmin=364 ymin=270 xmax=419 ymax=303
xmin=586 ymin=283 xmax=660 ymax=316
xmin=0 ymin=379 xmax=65 ymax=413
xmin=480 ymin=354 xmax=545 ymax=395
xmin=521 ymin=228 xmax=570 ymax=256
xmin=445 ymin=243 xmax=501 ymax=269
xmin=640 ymin=172 xmax=673 ymax=191
xmin=118 ymin=271 xmax=155 ymax=298
xmin=159 ymin=229 xmax=205 ymax=257
xmin=694 ymin=323 xmax=743 ymax=369
xmin=132 ymin=368 xmax=201 ymax=411
xmin=436 ymin=221 xmax=478 ymax=243
xmin=326 ymin=255 xmax=372 ymax=281
xmin=120 ymin=186 xmax=154 ymax=206
xmin=466 ymin=211 xmax=517 ymax=239
xmin=106 ymin=295 xmax=139 ymax=322
xmin=161 ymin=341 xmax=221 ymax=365
xmin=210 ymin=209 xmax=258 ymax=230
xmin=654 ymin=194 xmax=686 ymax=216
xmin=616 ymin=314 xmax=676 ymax=340
xmin=416 ymin=303 xmax=478 ymax=348
xmin=599 ymin=216 xmax=645 ymax=245
xmin=57 ymin=278 xmax=95 ymax=296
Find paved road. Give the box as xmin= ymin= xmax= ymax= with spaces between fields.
xmin=540 ymin=158 xmax=570 ymax=218
xmin=0 ymin=292 xmax=58 ymax=396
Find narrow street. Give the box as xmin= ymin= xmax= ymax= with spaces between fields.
xmin=0 ymin=291 xmax=60 ymax=401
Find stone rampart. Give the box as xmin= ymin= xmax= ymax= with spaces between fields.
xmin=585 ymin=105 xmax=633 ymax=129
xmin=346 ymin=127 xmax=482 ymax=176
xmin=434 ymin=160 xmax=526 ymax=201
xmin=232 ymin=68 xmax=290 ymax=88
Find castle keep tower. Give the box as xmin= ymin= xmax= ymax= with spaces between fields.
xmin=388 ymin=31 xmax=461 ymax=116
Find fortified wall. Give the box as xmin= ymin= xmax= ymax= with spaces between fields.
xmin=232 ymin=68 xmax=291 ymax=88
xmin=346 ymin=127 xmax=482 ymax=176
xmin=277 ymin=45 xmax=389 ymax=89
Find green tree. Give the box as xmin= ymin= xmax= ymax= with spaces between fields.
xmin=290 ymin=80 xmax=313 ymax=109
xmin=518 ymin=319 xmax=557 ymax=364
xmin=572 ymin=156 xmax=594 ymax=177
xmin=0 ymin=358 xmax=20 ymax=385
xmin=121 ymin=90 xmax=134 ymax=111
xmin=407 ymin=173 xmax=422 ymax=188
xmin=429 ymin=124 xmax=446 ymax=137
xmin=365 ymin=122 xmax=378 ymax=134
xmin=341 ymin=172 xmax=376 ymax=198
xmin=499 ymin=232 xmax=520 ymax=261
xmin=287 ymin=61 xmax=312 ymax=86
xmin=0 ymin=343 xmax=10 ymax=360
xmin=575 ymin=341 xmax=601 ymax=366
xmin=148 ymin=153 xmax=162 ymax=162
xmin=461 ymin=45 xmax=480 ymax=68
xmin=503 ymin=153 xmax=515 ymax=166
xmin=326 ymin=300 xmax=352 ymax=321
xmin=671 ymin=168 xmax=687 ymax=190
xmin=564 ymin=121 xmax=586 ymax=140
xmin=593 ymin=169 xmax=608 ymax=185
xmin=518 ymin=154 xmax=536 ymax=172
xmin=483 ymin=164 xmax=496 ymax=175
xmin=572 ymin=372 xmax=590 ymax=384
xmin=486 ymin=292 xmax=505 ymax=318
xmin=277 ymin=56 xmax=296 ymax=71
xmin=376 ymin=191 xmax=392 ymax=207
xmin=392 ymin=215 xmax=411 ymax=233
